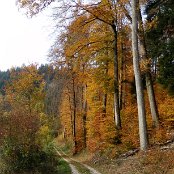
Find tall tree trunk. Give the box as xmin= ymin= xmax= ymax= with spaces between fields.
xmin=119 ymin=25 xmax=125 ymax=110
xmin=112 ymin=23 xmax=121 ymax=129
xmin=118 ymin=12 xmax=126 ymax=110
xmin=72 ymin=77 xmax=78 ymax=154
xmin=137 ymin=5 xmax=159 ymax=127
xmin=131 ymin=0 xmax=148 ymax=151
xmin=152 ymin=58 xmax=158 ymax=79
xmin=103 ymin=56 xmax=109 ymax=115
xmin=82 ymin=84 xmax=87 ymax=148
xmin=103 ymin=93 xmax=107 ymax=114
xmin=67 ymin=88 xmax=74 ymax=137
xmin=122 ymin=56 xmax=126 ymax=109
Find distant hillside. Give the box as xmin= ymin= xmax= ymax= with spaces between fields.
xmin=0 ymin=70 xmax=10 ymax=95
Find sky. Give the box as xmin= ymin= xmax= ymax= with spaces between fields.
xmin=0 ymin=1 xmax=55 ymax=71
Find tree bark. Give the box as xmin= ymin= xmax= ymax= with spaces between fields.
xmin=137 ymin=6 xmax=159 ymax=128
xmin=119 ymin=28 xmax=125 ymax=110
xmin=82 ymin=84 xmax=87 ymax=148
xmin=112 ymin=23 xmax=121 ymax=129
xmin=72 ymin=76 xmax=78 ymax=154
xmin=67 ymin=87 xmax=74 ymax=137
xmin=103 ymin=57 xmax=109 ymax=115
xmin=131 ymin=0 xmax=148 ymax=151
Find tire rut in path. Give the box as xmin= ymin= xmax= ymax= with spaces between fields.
xmin=56 ymin=149 xmax=80 ymax=174
xmin=55 ymin=148 xmax=102 ymax=174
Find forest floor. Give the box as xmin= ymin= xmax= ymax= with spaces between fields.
xmin=57 ymin=140 xmax=174 ymax=174
xmin=86 ymin=142 xmax=174 ymax=174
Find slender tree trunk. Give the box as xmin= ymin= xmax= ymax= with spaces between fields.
xmin=103 ymin=93 xmax=107 ymax=115
xmin=131 ymin=0 xmax=148 ymax=151
xmin=118 ymin=14 xmax=126 ymax=110
xmin=119 ymin=30 xmax=125 ymax=110
xmin=137 ymin=6 xmax=159 ymax=127
xmin=67 ymin=89 xmax=74 ymax=137
xmin=112 ymin=23 xmax=121 ymax=129
xmin=122 ymin=39 xmax=126 ymax=109
xmin=152 ymin=58 xmax=157 ymax=79
xmin=82 ymin=84 xmax=87 ymax=148
xmin=146 ymin=72 xmax=159 ymax=127
xmin=72 ymin=77 xmax=78 ymax=154
xmin=103 ymin=58 xmax=109 ymax=115
xmin=122 ymin=60 xmax=126 ymax=109
xmin=63 ymin=126 xmax=66 ymax=139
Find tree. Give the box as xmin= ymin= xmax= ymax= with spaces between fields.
xmin=0 ymin=70 xmax=10 ymax=95
xmin=17 ymin=0 xmax=122 ymax=130
xmin=137 ymin=0 xmax=159 ymax=127
xmin=146 ymin=0 xmax=174 ymax=95
xmin=0 ymin=65 xmax=62 ymax=173
xmin=85 ymin=0 xmax=122 ymax=129
xmin=131 ymin=0 xmax=148 ymax=150
xmin=6 ymin=64 xmax=45 ymax=115
xmin=17 ymin=0 xmax=55 ymax=16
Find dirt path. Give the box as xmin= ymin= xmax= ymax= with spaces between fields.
xmin=83 ymin=164 xmax=101 ymax=174
xmin=56 ymin=149 xmax=80 ymax=174
xmin=69 ymin=164 xmax=81 ymax=174
xmin=55 ymin=147 xmax=102 ymax=174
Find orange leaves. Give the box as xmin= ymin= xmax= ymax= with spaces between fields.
xmin=48 ymin=0 xmax=174 ymax=154
xmin=1 ymin=64 xmax=51 ymax=149
xmin=84 ymin=0 xmax=115 ymax=25
xmin=5 ymin=64 xmax=45 ymax=113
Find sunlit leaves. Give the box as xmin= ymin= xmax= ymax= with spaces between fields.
xmin=6 ymin=64 xmax=45 ymax=113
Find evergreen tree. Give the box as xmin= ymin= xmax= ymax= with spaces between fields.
xmin=0 ymin=70 xmax=10 ymax=95
xmin=146 ymin=0 xmax=174 ymax=94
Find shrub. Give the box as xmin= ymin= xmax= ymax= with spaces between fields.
xmin=1 ymin=142 xmax=61 ymax=174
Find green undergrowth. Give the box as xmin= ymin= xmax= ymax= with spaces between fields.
xmin=57 ymin=158 xmax=71 ymax=174
xmin=0 ymin=142 xmax=71 ymax=174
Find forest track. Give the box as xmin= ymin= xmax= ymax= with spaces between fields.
xmin=56 ymin=149 xmax=80 ymax=174
xmin=54 ymin=147 xmax=102 ymax=174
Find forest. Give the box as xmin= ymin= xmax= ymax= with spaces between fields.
xmin=0 ymin=0 xmax=174 ymax=173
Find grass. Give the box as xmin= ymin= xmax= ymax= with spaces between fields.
xmin=57 ymin=158 xmax=71 ymax=174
